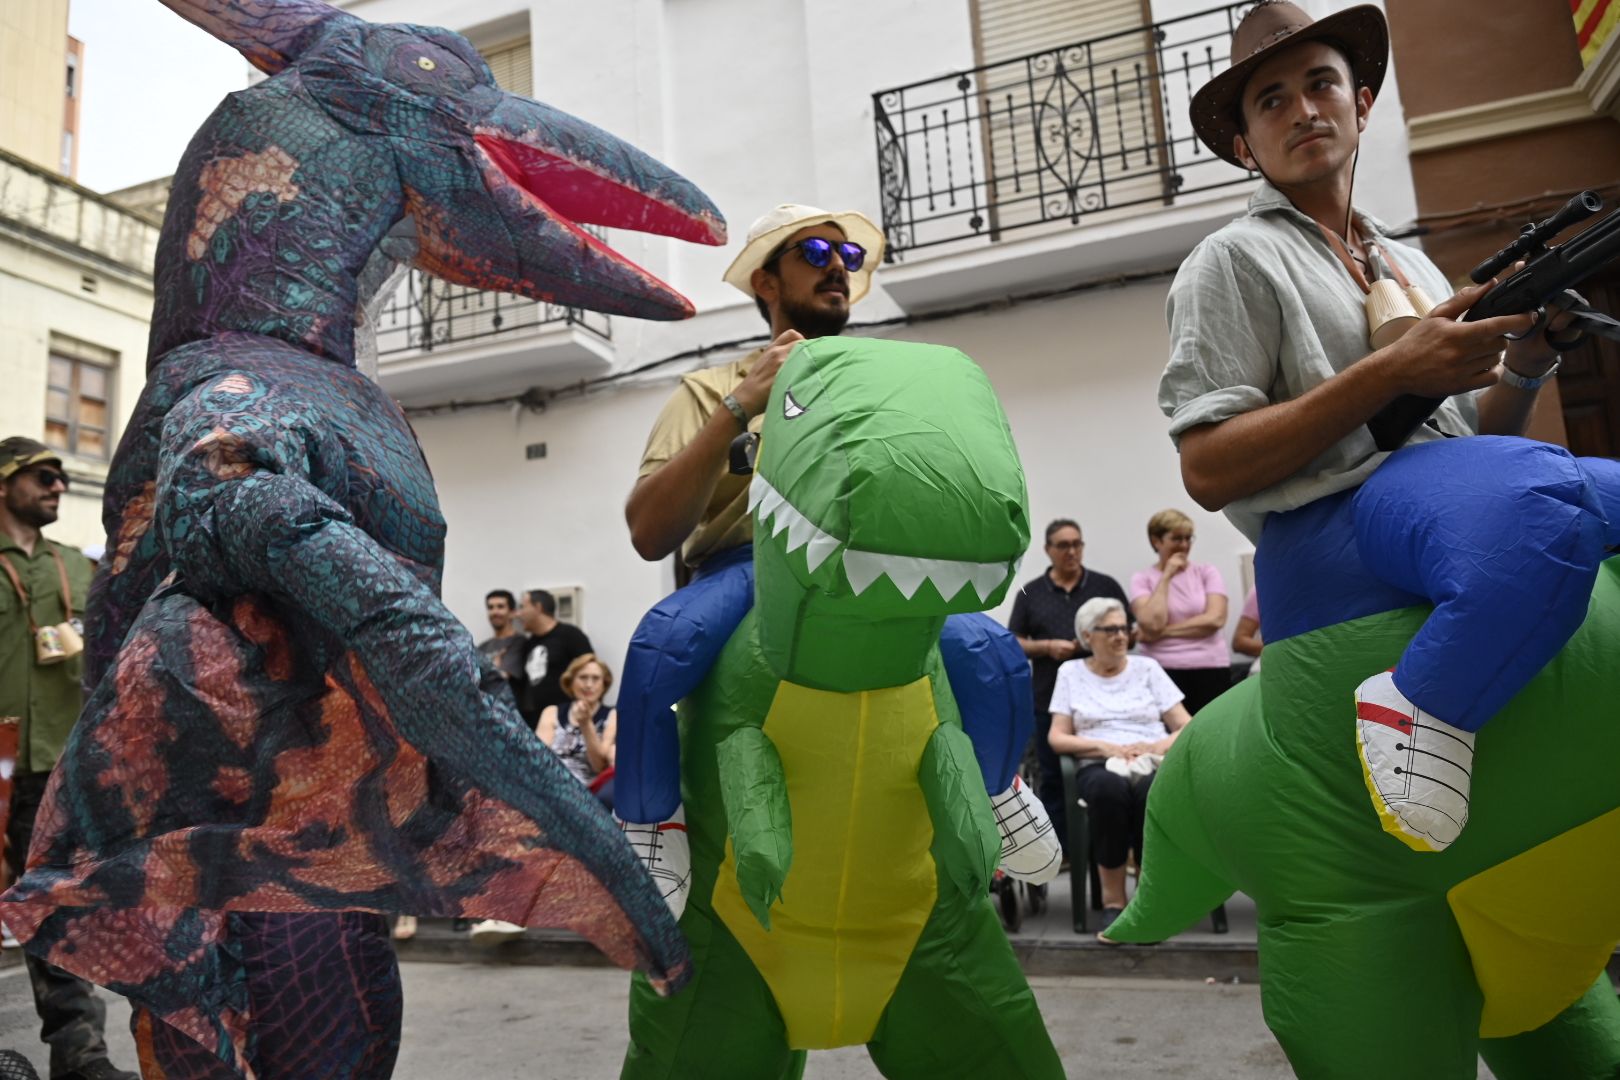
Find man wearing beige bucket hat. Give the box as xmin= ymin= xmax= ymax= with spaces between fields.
xmin=627 ymin=203 xmax=883 ymax=569
xmin=1157 ymin=1 xmax=1607 ymax=855
xmin=0 ymin=436 xmax=133 ymax=1080
xmin=615 ymin=205 xmax=884 ymax=909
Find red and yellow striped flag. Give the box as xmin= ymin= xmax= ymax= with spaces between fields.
xmin=1575 ymin=0 xmax=1619 ymax=65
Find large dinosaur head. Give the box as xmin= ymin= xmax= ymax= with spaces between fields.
xmin=157 ymin=0 xmax=724 ymax=328
xmin=748 ymin=338 xmax=1029 ymax=688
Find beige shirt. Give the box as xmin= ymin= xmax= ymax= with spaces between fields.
xmin=637 ymin=350 xmax=766 ymax=568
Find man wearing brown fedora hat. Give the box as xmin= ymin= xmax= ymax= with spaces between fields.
xmin=0 ymin=437 xmax=135 ymax=1080
xmin=1158 ymin=2 xmax=1617 ymax=855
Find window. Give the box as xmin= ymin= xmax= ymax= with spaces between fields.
xmin=65 ymin=53 xmax=78 ymax=98
xmin=60 ymin=131 xmax=73 ymax=175
xmin=481 ymin=38 xmax=532 ymax=97
xmin=45 ymin=335 xmax=117 ymax=460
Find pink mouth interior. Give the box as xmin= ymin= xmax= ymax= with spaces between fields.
xmin=475 ymin=135 xmax=723 ymax=247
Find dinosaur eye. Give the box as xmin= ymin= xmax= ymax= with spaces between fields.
xmin=783 ymin=390 xmax=807 ymax=419
xmin=416 ymin=56 xmax=437 ymax=71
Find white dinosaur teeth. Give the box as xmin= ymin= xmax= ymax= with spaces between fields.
xmin=804 ymin=532 xmax=840 ymax=573
xmin=752 ymin=476 xmax=841 ymax=568
xmin=925 ymin=559 xmax=973 ymax=601
xmin=968 ymin=561 xmax=1012 ymax=600
xmin=840 ymin=550 xmax=1012 ymax=602
xmin=751 ymin=475 xmax=1014 ymax=601
xmin=842 ymin=549 xmax=887 ymax=595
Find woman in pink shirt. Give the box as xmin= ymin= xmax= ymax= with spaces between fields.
xmin=1129 ymin=509 xmax=1230 ymax=715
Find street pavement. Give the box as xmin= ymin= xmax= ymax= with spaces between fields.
xmin=1 ymin=959 xmax=1501 ymax=1078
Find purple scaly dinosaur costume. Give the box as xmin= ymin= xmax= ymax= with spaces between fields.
xmin=0 ymin=1 xmax=725 ymax=1075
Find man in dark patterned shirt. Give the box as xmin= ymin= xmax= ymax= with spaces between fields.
xmin=1007 ymin=518 xmax=1132 ymax=854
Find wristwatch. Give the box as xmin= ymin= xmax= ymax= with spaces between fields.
xmin=1497 ymin=358 xmax=1560 ymax=391
xmin=721 ymin=392 xmax=751 ymax=430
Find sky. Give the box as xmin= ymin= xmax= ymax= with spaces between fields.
xmin=69 ymin=0 xmax=252 ymax=193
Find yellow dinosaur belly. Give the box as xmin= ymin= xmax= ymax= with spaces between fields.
xmin=1448 ymin=806 xmax=1620 ymax=1037
xmin=711 ymin=676 xmax=939 ymax=1049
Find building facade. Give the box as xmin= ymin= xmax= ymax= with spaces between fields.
xmin=2 ymin=0 xmax=78 ymax=178
xmin=1387 ymin=0 xmax=1620 ymax=453
xmin=330 ymin=0 xmax=1428 ymax=676
xmin=0 ymin=148 xmax=159 ymax=549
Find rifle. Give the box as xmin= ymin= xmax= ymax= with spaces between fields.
xmin=1366 ymin=191 xmax=1620 ymax=451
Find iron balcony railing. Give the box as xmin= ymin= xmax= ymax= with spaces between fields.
xmin=376 ymin=249 xmax=612 ymax=359
xmin=873 ymin=1 xmax=1258 ymax=260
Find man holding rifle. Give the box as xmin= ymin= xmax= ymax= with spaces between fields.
xmin=1160 ymin=1 xmax=1620 ymax=852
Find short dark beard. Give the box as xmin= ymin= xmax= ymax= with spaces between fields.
xmin=4 ymin=492 xmax=56 ymax=530
xmin=780 ymin=293 xmax=850 ymax=339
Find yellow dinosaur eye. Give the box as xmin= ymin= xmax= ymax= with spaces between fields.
xmin=416 ymin=56 xmax=436 ymax=71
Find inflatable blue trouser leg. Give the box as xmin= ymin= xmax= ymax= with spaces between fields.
xmin=1350 ymin=436 xmax=1620 ymax=732
xmin=617 ymin=546 xmax=755 ymax=824
xmin=937 ymin=612 xmax=1034 ymax=794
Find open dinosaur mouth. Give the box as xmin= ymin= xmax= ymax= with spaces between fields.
xmin=475 ymin=133 xmax=722 ymax=300
xmin=749 ymin=475 xmax=1015 ymax=602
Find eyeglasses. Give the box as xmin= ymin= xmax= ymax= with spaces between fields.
xmin=25 ymin=468 xmax=69 ymax=491
xmin=1088 ymin=625 xmax=1130 ymax=636
xmin=784 ymin=237 xmax=866 ymax=273
xmin=1048 ymin=540 xmax=1083 ymax=551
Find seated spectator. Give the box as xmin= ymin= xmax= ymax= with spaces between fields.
xmin=1129 ymin=508 xmax=1230 ymax=715
xmin=1049 ymin=597 xmax=1192 ymax=927
xmin=1233 ymin=587 xmax=1263 ymax=675
xmin=1007 ymin=518 xmax=1132 ymax=856
xmin=537 ymin=653 xmax=617 ymax=809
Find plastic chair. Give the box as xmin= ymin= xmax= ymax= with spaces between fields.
xmin=1059 ymin=754 xmax=1228 ymax=935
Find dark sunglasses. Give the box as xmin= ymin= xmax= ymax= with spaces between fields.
xmin=1089 ymin=625 xmax=1130 ymax=636
xmin=783 ymin=237 xmax=866 ymax=273
xmin=24 ymin=467 xmax=70 ymax=491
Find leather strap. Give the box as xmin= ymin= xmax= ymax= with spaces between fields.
xmin=1316 ymin=221 xmax=1414 ymax=293
xmin=0 ymin=553 xmax=36 ymax=633
xmin=0 ymin=544 xmax=74 ymax=632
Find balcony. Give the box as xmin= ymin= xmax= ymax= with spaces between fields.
xmin=374 ymin=269 xmax=615 ymax=406
xmin=871 ymin=1 xmax=1258 ymax=311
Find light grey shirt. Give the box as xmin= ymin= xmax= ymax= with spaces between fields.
xmin=1160 ymin=181 xmax=1480 ymax=543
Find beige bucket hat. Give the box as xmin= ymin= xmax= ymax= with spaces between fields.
xmin=722 ymin=204 xmax=886 ymax=304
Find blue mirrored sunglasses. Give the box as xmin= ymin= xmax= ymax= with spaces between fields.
xmin=785 ymin=236 xmax=866 ymax=273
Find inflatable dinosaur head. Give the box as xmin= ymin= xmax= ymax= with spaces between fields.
xmin=748 ymin=338 xmax=1029 ymax=688
xmin=152 ymin=0 xmax=725 ymax=363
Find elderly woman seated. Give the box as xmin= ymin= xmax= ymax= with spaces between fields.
xmin=1048 ymin=597 xmax=1193 ymax=926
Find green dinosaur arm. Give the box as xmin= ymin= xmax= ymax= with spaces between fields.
xmin=919 ymin=723 xmax=1000 ymax=900
xmin=716 ymin=726 xmax=793 ymax=930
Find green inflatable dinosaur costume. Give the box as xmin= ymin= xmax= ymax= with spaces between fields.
xmin=1106 ymin=561 xmax=1620 ymax=1078
xmin=620 ymin=338 xmax=1065 ymax=1079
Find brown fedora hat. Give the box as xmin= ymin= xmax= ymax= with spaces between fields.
xmin=1191 ymin=1 xmax=1388 ymax=168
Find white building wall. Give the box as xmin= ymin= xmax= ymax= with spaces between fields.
xmin=340 ymin=0 xmax=1423 ymax=674
xmin=0 ymin=153 xmax=156 ymax=552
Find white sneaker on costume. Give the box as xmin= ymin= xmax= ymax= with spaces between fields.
xmin=469 ymin=919 xmax=525 ymax=945
xmin=1355 ymin=670 xmax=1474 ymax=852
xmin=617 ymin=805 xmax=691 ymax=921
xmin=991 ymin=775 xmax=1062 ymax=885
